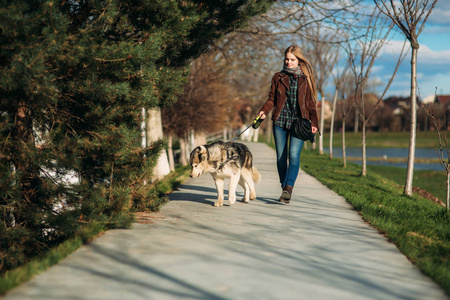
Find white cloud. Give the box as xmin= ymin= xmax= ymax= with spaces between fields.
xmin=379 ymin=40 xmax=450 ymax=65
xmin=379 ymin=40 xmax=410 ymax=58
xmin=417 ymin=44 xmax=450 ymax=64
xmin=371 ymin=65 xmax=384 ymax=74
xmin=428 ymin=2 xmax=450 ymax=25
xmin=382 ymin=70 xmax=450 ymax=98
xmin=417 ymin=71 xmax=450 ymax=97
xmin=424 ymin=26 xmax=450 ymax=35
xmin=329 ymin=0 xmax=450 ymax=98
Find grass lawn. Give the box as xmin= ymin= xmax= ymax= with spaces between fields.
xmin=322 ymin=131 xmax=440 ymax=149
xmin=367 ymin=165 xmax=448 ymax=205
xmin=316 ymin=130 xmax=448 ymax=204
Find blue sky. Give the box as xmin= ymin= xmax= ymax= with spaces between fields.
xmin=372 ymin=1 xmax=450 ymax=99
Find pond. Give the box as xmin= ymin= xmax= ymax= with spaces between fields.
xmin=323 ymin=147 xmax=447 ymax=171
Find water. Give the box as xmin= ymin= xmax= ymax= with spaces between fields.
xmin=323 ymin=147 xmax=446 ymax=171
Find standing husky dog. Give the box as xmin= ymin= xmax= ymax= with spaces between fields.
xmin=189 ymin=141 xmax=261 ymax=207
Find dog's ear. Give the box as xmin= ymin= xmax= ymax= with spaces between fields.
xmin=199 ymin=146 xmax=207 ymax=162
xmin=189 ymin=147 xmax=200 ymax=165
xmin=189 ymin=146 xmax=208 ymax=165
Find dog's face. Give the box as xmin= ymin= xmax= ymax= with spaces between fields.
xmin=189 ymin=146 xmax=208 ymax=178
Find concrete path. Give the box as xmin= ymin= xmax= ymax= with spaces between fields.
xmin=3 ymin=142 xmax=448 ymax=300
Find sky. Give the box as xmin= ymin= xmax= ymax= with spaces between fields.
xmin=370 ymin=0 xmax=450 ymax=99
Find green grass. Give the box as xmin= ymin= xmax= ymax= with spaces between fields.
xmin=299 ymin=150 xmax=450 ymax=295
xmin=0 ymin=223 xmax=104 ymax=295
xmin=263 ymin=131 xmax=448 ymax=202
xmin=0 ymin=165 xmax=191 ymax=295
xmin=323 ymin=131 xmax=439 ymax=148
xmin=132 ymin=165 xmax=190 ymax=212
xmin=367 ymin=165 xmax=447 ymax=204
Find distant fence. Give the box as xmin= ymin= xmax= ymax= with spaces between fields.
xmin=206 ymin=126 xmax=259 ymax=143
xmin=206 ymin=129 xmax=228 ymax=143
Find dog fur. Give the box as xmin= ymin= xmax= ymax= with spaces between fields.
xmin=189 ymin=141 xmax=261 ymax=207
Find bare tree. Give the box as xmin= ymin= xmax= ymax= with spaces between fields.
xmin=218 ymin=0 xmax=364 ymax=91
xmin=162 ymin=51 xmax=239 ymax=166
xmin=345 ymin=7 xmax=393 ymax=176
xmin=374 ymin=0 xmax=438 ymax=196
xmin=163 ymin=0 xmax=367 ymax=168
xmin=422 ymin=94 xmax=449 ymax=211
xmin=238 ymin=0 xmax=363 ymax=42
xmin=329 ymin=56 xmax=350 ymax=160
xmin=302 ymin=29 xmax=340 ymax=155
xmin=338 ymin=73 xmax=356 ymax=168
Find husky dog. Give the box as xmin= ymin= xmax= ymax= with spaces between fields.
xmin=189 ymin=141 xmax=261 ymax=207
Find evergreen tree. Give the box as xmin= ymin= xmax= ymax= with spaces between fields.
xmin=0 ymin=0 xmax=271 ymax=273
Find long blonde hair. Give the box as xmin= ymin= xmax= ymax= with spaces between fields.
xmin=285 ymin=45 xmax=318 ymax=102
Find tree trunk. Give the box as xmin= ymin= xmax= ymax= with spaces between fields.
xmin=252 ymin=127 xmax=259 ymax=142
xmin=190 ymin=130 xmax=195 ymax=152
xmin=404 ymin=47 xmax=418 ymax=196
xmin=447 ymin=170 xmax=449 ymax=211
xmin=342 ymin=119 xmax=347 ymax=168
xmin=319 ymin=94 xmax=325 ymax=155
xmin=146 ymin=108 xmax=170 ymax=181
xmin=361 ymin=87 xmax=367 ymax=176
xmin=179 ymin=137 xmax=188 ymax=166
xmin=354 ymin=106 xmax=359 ymax=132
xmin=313 ymin=101 xmax=318 ymax=151
xmin=223 ymin=128 xmax=228 ymax=141
xmin=329 ymin=88 xmax=338 ymax=159
xmin=167 ymin=135 xmax=175 ymax=172
xmin=266 ymin=111 xmax=273 ymax=144
xmin=141 ymin=108 xmax=147 ymax=149
xmin=361 ymin=121 xmax=367 ymax=176
xmin=195 ymin=132 xmax=207 ymax=147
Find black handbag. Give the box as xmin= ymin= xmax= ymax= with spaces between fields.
xmin=291 ymin=118 xmax=315 ymax=143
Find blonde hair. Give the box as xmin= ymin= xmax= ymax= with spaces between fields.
xmin=285 ymin=45 xmax=318 ymax=102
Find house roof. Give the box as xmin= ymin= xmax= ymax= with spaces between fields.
xmin=384 ymin=96 xmax=410 ymax=109
xmin=436 ymin=95 xmax=450 ymax=105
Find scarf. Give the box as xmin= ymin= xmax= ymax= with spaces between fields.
xmin=282 ymin=65 xmax=303 ymax=76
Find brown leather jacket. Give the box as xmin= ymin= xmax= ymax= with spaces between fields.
xmin=259 ymin=72 xmax=319 ymax=128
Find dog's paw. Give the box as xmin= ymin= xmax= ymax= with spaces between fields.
xmin=214 ymin=201 xmax=223 ymax=207
xmin=228 ymin=196 xmax=236 ymax=205
xmin=250 ymin=192 xmax=256 ymax=200
xmin=241 ymin=197 xmax=250 ymax=203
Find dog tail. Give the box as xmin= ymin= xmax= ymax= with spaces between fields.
xmin=252 ymin=167 xmax=261 ymax=183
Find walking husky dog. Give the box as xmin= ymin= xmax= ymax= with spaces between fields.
xmin=189 ymin=141 xmax=261 ymax=207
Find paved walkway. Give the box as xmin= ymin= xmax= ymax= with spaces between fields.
xmin=3 ymin=142 xmax=448 ymax=300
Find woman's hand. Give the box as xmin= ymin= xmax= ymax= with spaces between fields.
xmin=312 ymin=126 xmax=318 ymax=134
xmin=258 ymin=111 xmax=266 ymax=120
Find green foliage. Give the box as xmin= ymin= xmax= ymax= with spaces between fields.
xmin=0 ymin=165 xmax=190 ymax=295
xmin=132 ymin=165 xmax=190 ymax=212
xmin=0 ymin=0 xmax=271 ymax=275
xmin=300 ymin=151 xmax=450 ymax=295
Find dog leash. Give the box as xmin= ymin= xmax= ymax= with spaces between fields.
xmin=230 ymin=115 xmax=263 ymax=142
xmin=217 ymin=115 xmax=263 ymax=172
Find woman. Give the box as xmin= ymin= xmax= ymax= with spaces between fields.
xmin=257 ymin=45 xmax=319 ymax=204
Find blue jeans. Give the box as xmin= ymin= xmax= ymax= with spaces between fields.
xmin=273 ymin=124 xmax=304 ymax=188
